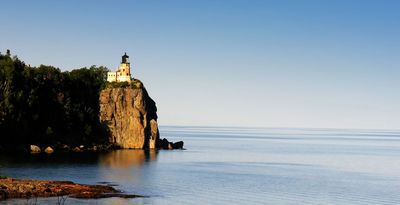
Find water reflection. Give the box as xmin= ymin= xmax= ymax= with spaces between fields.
xmin=0 ymin=152 xmax=102 ymax=165
xmin=0 ymin=150 xmax=158 ymax=167
xmin=97 ymin=150 xmax=159 ymax=188
xmin=99 ymin=150 xmax=158 ymax=168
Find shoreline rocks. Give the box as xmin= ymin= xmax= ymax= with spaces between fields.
xmin=172 ymin=141 xmax=184 ymax=149
xmin=15 ymin=144 xmax=118 ymax=154
xmin=0 ymin=178 xmax=140 ymax=201
xmin=10 ymin=140 xmax=184 ymax=154
xmin=30 ymin=145 xmax=41 ymax=153
xmin=44 ymin=147 xmax=54 ymax=154
xmin=157 ymin=138 xmax=184 ymax=150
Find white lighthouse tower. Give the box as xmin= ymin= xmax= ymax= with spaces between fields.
xmin=107 ymin=52 xmax=132 ymax=82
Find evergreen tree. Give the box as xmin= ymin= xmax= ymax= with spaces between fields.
xmin=0 ymin=51 xmax=109 ymax=149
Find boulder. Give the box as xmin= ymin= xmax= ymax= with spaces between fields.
xmin=30 ymin=145 xmax=41 ymax=153
xmin=61 ymin=144 xmax=71 ymax=152
xmin=44 ymin=146 xmax=54 ymax=154
xmin=73 ymin=147 xmax=82 ymax=152
xmin=156 ymin=138 xmax=184 ymax=150
xmin=172 ymin=141 xmax=184 ymax=149
xmin=157 ymin=138 xmax=170 ymax=149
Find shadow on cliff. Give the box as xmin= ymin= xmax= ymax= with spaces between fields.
xmin=142 ymin=88 xmax=159 ymax=150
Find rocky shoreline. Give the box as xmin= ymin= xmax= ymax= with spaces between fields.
xmin=0 ymin=143 xmax=118 ymax=154
xmin=26 ymin=139 xmax=184 ymax=154
xmin=0 ymin=139 xmax=184 ymax=154
xmin=0 ymin=177 xmax=140 ymax=201
xmin=28 ymin=143 xmax=118 ymax=154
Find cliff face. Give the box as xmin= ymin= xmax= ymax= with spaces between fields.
xmin=99 ymin=85 xmax=159 ymax=149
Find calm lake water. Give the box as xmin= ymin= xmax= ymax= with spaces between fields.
xmin=1 ymin=126 xmax=400 ymax=205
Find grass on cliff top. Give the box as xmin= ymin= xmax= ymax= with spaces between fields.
xmin=105 ymin=79 xmax=143 ymax=89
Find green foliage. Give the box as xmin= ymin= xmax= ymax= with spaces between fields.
xmin=131 ymin=79 xmax=143 ymax=89
xmin=104 ymin=79 xmax=143 ymax=89
xmin=105 ymin=81 xmax=130 ymax=88
xmin=0 ymin=52 xmax=110 ymax=147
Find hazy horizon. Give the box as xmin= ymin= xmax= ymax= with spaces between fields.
xmin=1 ymin=0 xmax=399 ymax=129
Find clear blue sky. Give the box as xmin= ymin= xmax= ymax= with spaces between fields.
xmin=1 ymin=0 xmax=399 ymax=129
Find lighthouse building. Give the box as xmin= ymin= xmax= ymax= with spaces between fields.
xmin=107 ymin=53 xmax=132 ymax=82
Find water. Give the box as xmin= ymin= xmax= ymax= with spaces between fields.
xmin=1 ymin=126 xmax=400 ymax=204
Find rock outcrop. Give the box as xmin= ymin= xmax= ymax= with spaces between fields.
xmin=99 ymin=82 xmax=159 ymax=149
xmin=157 ymin=138 xmax=184 ymax=150
xmin=0 ymin=178 xmax=140 ymax=200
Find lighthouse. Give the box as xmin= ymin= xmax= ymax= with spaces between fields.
xmin=107 ymin=52 xmax=132 ymax=82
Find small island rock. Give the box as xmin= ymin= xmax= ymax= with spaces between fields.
xmin=172 ymin=141 xmax=184 ymax=149
xmin=156 ymin=138 xmax=184 ymax=150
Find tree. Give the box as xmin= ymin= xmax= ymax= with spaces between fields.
xmin=0 ymin=52 xmax=110 ymax=149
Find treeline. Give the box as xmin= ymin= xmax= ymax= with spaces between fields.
xmin=0 ymin=51 xmax=109 ymax=148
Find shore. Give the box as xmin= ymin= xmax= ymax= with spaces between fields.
xmin=0 ymin=139 xmax=184 ymax=154
xmin=0 ymin=177 xmax=140 ymax=201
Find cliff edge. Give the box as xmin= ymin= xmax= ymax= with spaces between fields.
xmin=99 ymin=81 xmax=159 ymax=149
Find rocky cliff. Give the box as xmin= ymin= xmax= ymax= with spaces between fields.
xmin=99 ymin=82 xmax=159 ymax=149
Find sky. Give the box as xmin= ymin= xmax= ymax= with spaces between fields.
xmin=0 ymin=0 xmax=399 ymax=129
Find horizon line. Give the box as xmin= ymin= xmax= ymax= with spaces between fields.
xmin=158 ymin=124 xmax=400 ymax=132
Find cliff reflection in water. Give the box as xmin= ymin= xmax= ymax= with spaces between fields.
xmin=98 ymin=150 xmax=159 ymax=186
xmin=99 ymin=150 xmax=158 ymax=168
